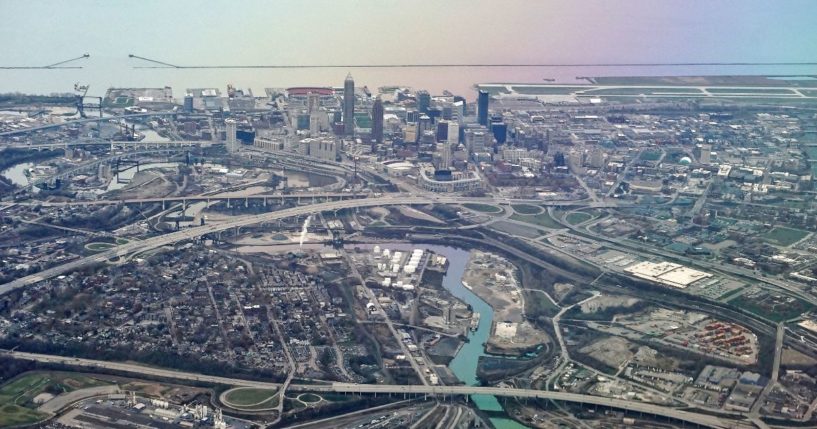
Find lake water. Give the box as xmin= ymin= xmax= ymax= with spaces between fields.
xmin=2 ymin=1 xmax=817 ymax=99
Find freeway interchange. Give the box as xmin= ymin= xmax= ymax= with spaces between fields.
xmin=2 ymin=350 xmax=750 ymax=429
xmin=1 ymin=149 xmax=814 ymax=429
xmin=0 ymin=190 xmax=800 ymax=428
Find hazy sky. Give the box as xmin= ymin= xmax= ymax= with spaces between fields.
xmin=2 ymin=0 xmax=816 ymax=95
xmin=3 ymin=0 xmax=816 ymax=65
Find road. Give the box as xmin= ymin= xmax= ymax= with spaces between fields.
xmin=0 ymin=194 xmax=631 ymax=297
xmin=0 ymin=111 xmax=180 ymax=137
xmin=342 ymin=248 xmax=429 ymax=386
xmin=750 ymin=323 xmax=785 ymax=418
xmin=4 ymin=350 xmax=747 ymax=429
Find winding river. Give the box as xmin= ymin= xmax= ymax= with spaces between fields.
xmin=366 ymin=243 xmax=529 ymax=428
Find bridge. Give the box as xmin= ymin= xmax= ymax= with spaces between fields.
xmin=19 ymin=148 xmax=199 ymax=190
xmin=109 ymin=140 xmax=220 ymax=151
xmin=3 ymin=350 xmax=747 ymax=429
xmin=0 ymin=111 xmax=182 ymax=137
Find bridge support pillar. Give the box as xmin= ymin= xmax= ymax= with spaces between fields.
xmin=226 ymin=198 xmax=231 ymax=209
xmin=162 ymin=200 xmax=166 ymax=210
xmin=245 ymin=198 xmax=248 ymax=208
xmin=263 ymin=197 xmax=267 ymax=208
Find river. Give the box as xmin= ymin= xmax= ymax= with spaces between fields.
xmin=1 ymin=162 xmax=41 ymax=194
xmin=361 ymin=243 xmax=530 ymax=428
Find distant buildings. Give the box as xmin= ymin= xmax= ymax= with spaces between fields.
xmin=416 ymin=90 xmax=430 ymax=114
xmin=478 ymin=90 xmax=489 ymax=126
xmin=225 ymin=119 xmax=238 ymax=153
xmin=343 ymin=74 xmax=355 ymax=136
xmin=372 ymin=96 xmax=384 ymax=146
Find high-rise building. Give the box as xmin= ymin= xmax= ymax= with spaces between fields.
xmin=439 ymin=141 xmax=452 ymax=171
xmin=183 ymin=94 xmax=194 ymax=113
xmin=416 ymin=90 xmax=431 ymax=114
xmin=225 ymin=119 xmax=237 ymax=153
xmin=343 ymin=74 xmax=355 ymax=136
xmin=447 ymin=121 xmax=459 ymax=146
xmin=436 ymin=121 xmax=449 ymax=142
xmin=372 ymin=96 xmax=384 ymax=145
xmin=309 ymin=114 xmax=321 ymax=136
xmin=307 ymin=92 xmax=320 ymax=114
xmin=478 ymin=90 xmax=489 ymax=126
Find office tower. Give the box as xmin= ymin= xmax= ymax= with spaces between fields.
xmin=225 ymin=119 xmax=237 ymax=153
xmin=478 ymin=90 xmax=489 ymax=126
xmin=183 ymin=94 xmax=194 ymax=113
xmin=307 ymin=92 xmax=320 ymax=113
xmin=439 ymin=140 xmax=452 ymax=171
xmin=372 ymin=96 xmax=384 ymax=145
xmin=309 ymin=114 xmax=320 ymax=135
xmin=447 ymin=121 xmax=459 ymax=146
xmin=418 ymin=114 xmax=432 ymax=138
xmin=416 ymin=90 xmax=430 ymax=114
xmin=436 ymin=121 xmax=449 ymax=142
xmin=343 ymin=74 xmax=355 ymax=136
xmin=406 ymin=110 xmax=419 ymax=123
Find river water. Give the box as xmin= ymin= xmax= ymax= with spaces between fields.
xmin=364 ymin=243 xmax=530 ymax=428
xmin=1 ymin=162 xmax=34 ymax=187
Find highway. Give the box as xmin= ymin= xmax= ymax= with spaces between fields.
xmin=0 ymin=193 xmax=636 ymax=296
xmin=0 ymin=195 xmax=437 ymax=296
xmin=4 ymin=350 xmax=748 ymax=429
xmin=0 ymin=111 xmax=180 ymax=137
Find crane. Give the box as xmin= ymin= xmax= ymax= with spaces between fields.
xmin=73 ymin=83 xmax=103 ymax=119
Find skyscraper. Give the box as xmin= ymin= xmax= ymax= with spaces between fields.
xmin=225 ymin=119 xmax=237 ymax=153
xmin=478 ymin=90 xmax=489 ymax=126
xmin=416 ymin=90 xmax=430 ymax=114
xmin=372 ymin=96 xmax=384 ymax=145
xmin=343 ymin=74 xmax=355 ymax=136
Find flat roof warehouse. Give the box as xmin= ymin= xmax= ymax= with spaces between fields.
xmin=624 ymin=261 xmax=712 ymax=289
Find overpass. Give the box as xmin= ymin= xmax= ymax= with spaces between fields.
xmin=0 ymin=111 xmax=181 ymax=137
xmin=0 ymin=195 xmax=623 ymax=295
xmin=291 ymin=383 xmax=745 ymax=429
xmin=3 ymin=350 xmax=747 ymax=429
xmin=0 ymin=195 xmax=437 ymax=296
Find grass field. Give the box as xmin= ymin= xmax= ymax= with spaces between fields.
xmin=730 ymin=293 xmax=814 ymax=322
xmin=639 ymin=150 xmax=662 ymax=161
xmin=85 ymin=242 xmax=115 ymax=251
xmin=565 ymin=212 xmax=593 ymax=225
xmin=510 ymin=212 xmax=562 ymax=229
xmin=760 ymin=226 xmax=810 ymax=246
xmin=706 ymin=87 xmax=795 ymax=94
xmin=222 ymin=387 xmax=278 ymax=407
xmin=511 ymin=204 xmax=542 ymax=214
xmin=510 ymin=86 xmax=587 ymax=95
xmin=0 ymin=372 xmax=108 ymax=426
xmin=523 ymin=290 xmax=560 ymax=318
xmin=463 ymin=203 xmax=503 ymax=214
xmin=582 ymin=87 xmax=703 ymax=96
xmin=298 ymin=393 xmax=322 ymax=403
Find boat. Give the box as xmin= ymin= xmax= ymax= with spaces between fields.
xmin=470 ymin=312 xmax=480 ymax=331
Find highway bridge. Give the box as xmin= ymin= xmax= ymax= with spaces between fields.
xmin=0 ymin=195 xmax=630 ymax=295
xmin=0 ymin=111 xmax=182 ymax=137
xmin=0 ymin=195 xmax=436 ymax=296
xmin=4 ymin=139 xmax=220 ymax=151
xmin=3 ymin=350 xmax=748 ymax=429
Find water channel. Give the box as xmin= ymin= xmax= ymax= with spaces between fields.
xmin=359 ymin=243 xmax=529 ymax=428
